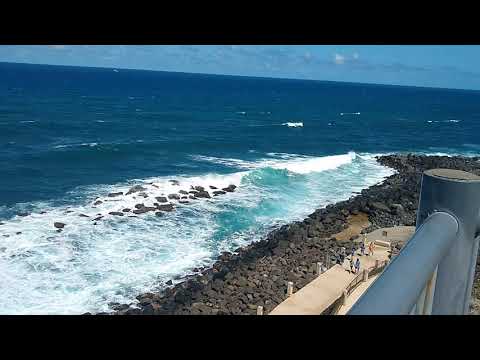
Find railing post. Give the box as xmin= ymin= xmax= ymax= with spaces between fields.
xmin=362 ymin=269 xmax=369 ymax=282
xmin=416 ymin=169 xmax=480 ymax=314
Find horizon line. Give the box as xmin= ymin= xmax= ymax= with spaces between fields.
xmin=1 ymin=60 xmax=479 ymax=93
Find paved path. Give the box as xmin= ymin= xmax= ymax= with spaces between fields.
xmin=269 ymin=245 xmax=389 ymax=315
xmin=269 ymin=226 xmax=415 ymax=315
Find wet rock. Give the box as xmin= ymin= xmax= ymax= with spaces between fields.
xmin=156 ymin=204 xmax=174 ymax=212
xmin=93 ymin=216 xmax=103 ymax=221
xmin=195 ymin=191 xmax=211 ymax=199
xmin=16 ymin=232 xmax=22 ymax=235
xmin=134 ymin=204 xmax=145 ymax=209
xmin=17 ymin=212 xmax=30 ymax=217
xmin=169 ymin=180 xmax=180 ymax=186
xmin=155 ymin=212 xmax=164 ymax=217
xmin=194 ymin=186 xmax=205 ymax=192
xmin=109 ymin=211 xmax=124 ymax=216
xmin=168 ymin=194 xmax=181 ymax=200
xmin=222 ymin=185 xmax=237 ymax=192
xmin=166 ymin=280 xmax=173 ymax=285
xmin=94 ymin=200 xmax=103 ymax=206
xmin=65 ymin=210 xmax=74 ymax=214
xmin=108 ymin=192 xmax=123 ymax=197
xmin=213 ymin=190 xmax=226 ymax=196
xmin=209 ymin=186 xmax=218 ymax=189
xmin=79 ymin=214 xmax=90 ymax=218
xmin=179 ymin=200 xmax=190 ymax=204
xmin=179 ymin=190 xmax=188 ymax=195
xmin=54 ymin=222 xmax=66 ymax=229
xmin=125 ymin=185 xmax=147 ymax=195
xmin=133 ymin=206 xmax=157 ymax=215
xmin=189 ymin=195 xmax=197 ymax=200
xmin=122 ymin=208 xmax=131 ymax=212
xmin=155 ymin=196 xmax=168 ymax=203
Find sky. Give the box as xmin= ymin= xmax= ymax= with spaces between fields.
xmin=0 ymin=45 xmax=479 ymax=90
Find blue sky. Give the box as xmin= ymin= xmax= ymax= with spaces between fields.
xmin=1 ymin=45 xmax=479 ymax=90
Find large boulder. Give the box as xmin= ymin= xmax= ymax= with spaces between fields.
xmin=369 ymin=201 xmax=391 ymax=213
xmin=109 ymin=211 xmax=124 ymax=216
xmin=195 ymin=191 xmax=211 ymax=199
xmin=54 ymin=222 xmax=66 ymax=229
xmin=222 ymin=185 xmax=237 ymax=193
xmin=156 ymin=204 xmax=174 ymax=212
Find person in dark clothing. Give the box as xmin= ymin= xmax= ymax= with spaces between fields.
xmin=355 ymin=258 xmax=361 ymax=274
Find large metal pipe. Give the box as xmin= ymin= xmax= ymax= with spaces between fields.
xmin=417 ymin=169 xmax=480 ymax=314
xmin=348 ymin=211 xmax=458 ymax=315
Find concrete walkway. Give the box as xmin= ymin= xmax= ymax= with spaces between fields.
xmin=269 ymin=245 xmax=389 ymax=315
xmin=269 ymin=226 xmax=415 ymax=315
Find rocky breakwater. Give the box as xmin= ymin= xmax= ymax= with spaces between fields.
xmin=103 ymin=154 xmax=480 ymax=315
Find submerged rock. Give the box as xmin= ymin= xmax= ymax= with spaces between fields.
xmin=209 ymin=186 xmax=218 ymax=189
xmin=169 ymin=180 xmax=180 ymax=186
xmin=107 ymin=192 xmax=123 ymax=197
xmin=93 ymin=200 xmax=103 ymax=206
xmin=122 ymin=208 xmax=131 ymax=212
xmin=126 ymin=185 xmax=147 ymax=195
xmin=213 ymin=190 xmax=226 ymax=196
xmin=109 ymin=211 xmax=124 ymax=217
xmin=79 ymin=214 xmax=90 ymax=218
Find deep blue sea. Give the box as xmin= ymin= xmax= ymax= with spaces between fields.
xmin=1 ymin=62 xmax=480 ymax=314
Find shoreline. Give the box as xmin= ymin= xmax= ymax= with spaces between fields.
xmin=99 ymin=153 xmax=480 ymax=315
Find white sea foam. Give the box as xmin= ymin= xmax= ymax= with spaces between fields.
xmin=0 ymin=151 xmax=394 ymax=314
xmin=282 ymin=122 xmax=303 ymax=127
xmin=340 ymin=112 xmax=361 ymax=116
xmin=192 ymin=152 xmax=357 ymax=174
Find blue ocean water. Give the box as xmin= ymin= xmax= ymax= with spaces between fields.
xmin=1 ymin=62 xmax=480 ymax=314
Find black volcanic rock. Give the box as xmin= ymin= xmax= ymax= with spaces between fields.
xmin=126 ymin=185 xmax=147 ymax=195
xmin=107 ymin=154 xmax=480 ymax=316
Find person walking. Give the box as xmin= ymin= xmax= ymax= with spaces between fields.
xmin=369 ymin=242 xmax=375 ymax=256
xmin=350 ymin=256 xmax=355 ymax=273
xmin=360 ymin=241 xmax=365 ymax=256
xmin=355 ymin=258 xmax=361 ymax=274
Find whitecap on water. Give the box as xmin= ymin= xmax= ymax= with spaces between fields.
xmin=0 ymin=152 xmax=394 ymax=314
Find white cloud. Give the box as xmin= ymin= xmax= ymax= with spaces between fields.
xmin=334 ymin=53 xmax=345 ymax=65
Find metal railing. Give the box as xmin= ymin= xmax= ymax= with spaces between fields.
xmin=348 ymin=168 xmax=480 ymax=315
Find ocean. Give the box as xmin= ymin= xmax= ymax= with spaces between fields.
xmin=1 ymin=62 xmax=480 ymax=314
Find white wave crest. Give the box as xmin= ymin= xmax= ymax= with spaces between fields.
xmin=282 ymin=122 xmax=303 ymax=127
